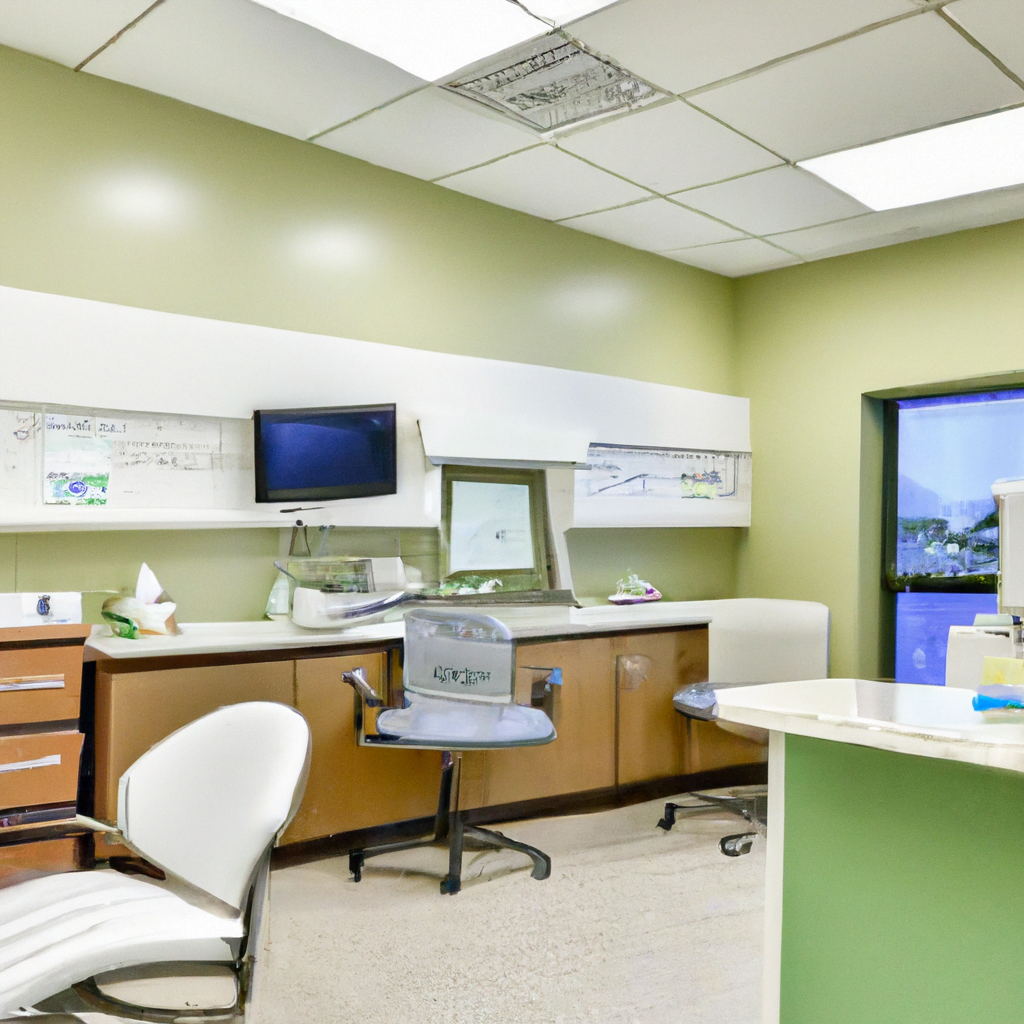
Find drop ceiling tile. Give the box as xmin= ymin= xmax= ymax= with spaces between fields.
xmin=948 ymin=1 xmax=1024 ymax=81
xmin=557 ymin=101 xmax=780 ymax=193
xmin=0 ymin=0 xmax=154 ymax=67
xmin=436 ymin=145 xmax=650 ymax=220
xmin=560 ymin=198 xmax=744 ymax=251
xmin=692 ymin=13 xmax=1024 ymax=161
xmin=662 ymin=239 xmax=802 ymax=277
xmin=766 ymin=182 xmax=1024 ymax=261
xmin=315 ymin=89 xmax=538 ymax=181
xmin=84 ymin=0 xmax=424 ymax=140
xmin=675 ymin=166 xmax=870 ymax=236
xmin=569 ymin=0 xmax=915 ymax=94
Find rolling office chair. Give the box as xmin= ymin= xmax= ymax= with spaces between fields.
xmin=0 ymin=701 xmax=311 ymax=1023
xmin=343 ymin=610 xmax=557 ymax=895
xmin=656 ymin=599 xmax=829 ymax=856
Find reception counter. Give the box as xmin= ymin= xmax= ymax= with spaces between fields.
xmin=716 ymin=679 xmax=1024 ymax=1024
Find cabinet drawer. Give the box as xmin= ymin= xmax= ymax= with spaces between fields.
xmin=0 ymin=731 xmax=83 ymax=812
xmin=0 ymin=835 xmax=89 ymax=887
xmin=0 ymin=646 xmax=84 ymax=725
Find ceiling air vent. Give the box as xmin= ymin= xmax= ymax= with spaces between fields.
xmin=444 ymin=37 xmax=666 ymax=134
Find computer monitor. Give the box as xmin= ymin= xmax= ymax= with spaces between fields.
xmin=253 ymin=403 xmax=397 ymax=503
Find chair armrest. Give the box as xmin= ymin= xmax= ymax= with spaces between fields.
xmin=0 ymin=814 xmax=124 ymax=847
xmin=342 ymin=667 xmax=383 ymax=708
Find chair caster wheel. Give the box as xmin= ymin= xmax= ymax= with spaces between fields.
xmin=719 ymin=832 xmax=756 ymax=857
xmin=349 ymin=852 xmax=364 ymax=882
xmin=440 ymin=874 xmax=461 ymax=895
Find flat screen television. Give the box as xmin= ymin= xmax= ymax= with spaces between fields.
xmin=253 ymin=404 xmax=397 ymax=503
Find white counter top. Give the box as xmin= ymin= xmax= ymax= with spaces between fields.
xmin=85 ymin=601 xmax=713 ymax=660
xmin=716 ymin=678 xmax=1024 ymax=774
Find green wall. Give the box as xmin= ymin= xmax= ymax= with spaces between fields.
xmin=781 ymin=735 xmax=1024 ymax=1022
xmin=0 ymin=44 xmax=739 ymax=617
xmin=734 ymin=221 xmax=1024 ymax=677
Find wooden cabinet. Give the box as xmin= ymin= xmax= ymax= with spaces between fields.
xmin=89 ymin=623 xmax=763 ymax=853
xmin=482 ymin=636 xmax=617 ymax=806
xmin=0 ymin=624 xmax=92 ymax=882
xmin=93 ymin=659 xmax=294 ymax=822
xmin=281 ymin=654 xmax=442 ymax=844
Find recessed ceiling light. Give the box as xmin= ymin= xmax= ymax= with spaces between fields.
xmin=799 ymin=106 xmax=1024 ymax=212
xmin=248 ymin=0 xmax=550 ymax=81
xmin=446 ymin=37 xmax=666 ymax=134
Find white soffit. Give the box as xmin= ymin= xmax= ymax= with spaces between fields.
xmin=418 ymin=415 xmax=591 ymax=467
xmin=560 ymin=198 xmax=744 ymax=251
xmin=568 ymin=0 xmax=915 ymax=95
xmin=677 ymin=166 xmax=870 ymax=236
xmin=0 ymin=0 xmax=154 ymax=67
xmin=436 ymin=145 xmax=650 ymax=221
xmin=247 ymin=0 xmax=547 ymax=82
xmin=692 ymin=13 xmax=1024 ymax=161
xmin=557 ymin=100 xmax=781 ymax=194
xmin=947 ymin=0 xmax=1024 ymax=82
xmin=315 ymin=89 xmax=538 ymax=182
xmin=662 ymin=239 xmax=801 ymax=278
xmin=766 ymin=181 xmax=1024 ymax=261
xmin=84 ymin=0 xmax=424 ymax=140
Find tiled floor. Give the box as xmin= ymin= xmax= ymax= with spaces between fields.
xmin=259 ymin=793 xmax=765 ymax=1024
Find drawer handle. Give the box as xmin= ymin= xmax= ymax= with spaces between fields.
xmin=0 ymin=754 xmax=61 ymax=774
xmin=0 ymin=675 xmax=65 ymax=693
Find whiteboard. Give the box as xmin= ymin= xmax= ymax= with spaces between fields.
xmin=0 ymin=284 xmax=750 ymax=530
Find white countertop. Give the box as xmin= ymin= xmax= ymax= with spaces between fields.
xmin=85 ymin=601 xmax=713 ymax=660
xmin=716 ymin=678 xmax=1024 ymax=774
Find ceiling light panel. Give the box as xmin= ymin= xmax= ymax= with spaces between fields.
xmin=445 ymin=37 xmax=666 ymax=133
xmin=661 ymin=239 xmax=801 ymax=277
xmin=677 ymin=166 xmax=869 ymax=235
xmin=767 ymin=182 xmax=1024 ymax=261
xmin=248 ymin=0 xmax=548 ymax=81
xmin=437 ymin=144 xmax=649 ymax=220
xmin=569 ymin=0 xmax=914 ymax=95
xmin=799 ymin=107 xmax=1024 ymax=211
xmin=946 ymin=1 xmax=1024 ymax=82
xmin=315 ymin=89 xmax=539 ymax=182
xmin=558 ymin=101 xmax=779 ymax=193
xmin=84 ymin=0 xmax=422 ymax=140
xmin=560 ymin=198 xmax=744 ymax=251
xmin=692 ymin=13 xmax=1024 ymax=161
xmin=0 ymin=0 xmax=154 ymax=68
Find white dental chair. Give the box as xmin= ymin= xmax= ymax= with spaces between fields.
xmin=344 ymin=610 xmax=557 ymax=895
xmin=656 ymin=598 xmax=830 ymax=855
xmin=0 ymin=701 xmax=311 ymax=1022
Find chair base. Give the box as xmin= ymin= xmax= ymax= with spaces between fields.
xmin=348 ymin=753 xmax=551 ymax=895
xmin=657 ymin=788 xmax=767 ymax=857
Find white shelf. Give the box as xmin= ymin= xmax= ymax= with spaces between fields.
xmin=0 ymin=505 xmax=439 ymax=532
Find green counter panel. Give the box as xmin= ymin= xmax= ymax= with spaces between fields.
xmin=781 ymin=734 xmax=1024 ymax=1023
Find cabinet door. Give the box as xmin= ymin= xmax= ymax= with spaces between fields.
xmin=484 ymin=637 xmax=617 ymax=806
xmin=281 ymin=654 xmax=443 ymax=844
xmin=616 ymin=628 xmax=708 ymax=787
xmin=94 ymin=661 xmax=294 ymax=822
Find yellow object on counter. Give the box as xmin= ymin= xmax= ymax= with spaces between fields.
xmin=980 ymin=656 xmax=1024 ymax=688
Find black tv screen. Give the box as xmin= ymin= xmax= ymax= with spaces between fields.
xmin=254 ymin=404 xmax=397 ymax=503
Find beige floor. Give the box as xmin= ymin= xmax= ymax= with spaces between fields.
xmin=259 ymin=793 xmax=765 ymax=1024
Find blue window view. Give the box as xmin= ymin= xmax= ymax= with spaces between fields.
xmin=894 ymin=389 xmax=1024 ymax=684
xmin=895 ymin=591 xmax=997 ymax=686
xmin=897 ymin=390 xmax=1024 ymax=581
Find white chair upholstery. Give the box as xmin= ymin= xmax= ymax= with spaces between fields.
xmin=0 ymin=701 xmax=310 ymax=1018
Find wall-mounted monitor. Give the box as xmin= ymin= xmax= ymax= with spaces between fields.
xmin=253 ymin=404 xmax=397 ymax=503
